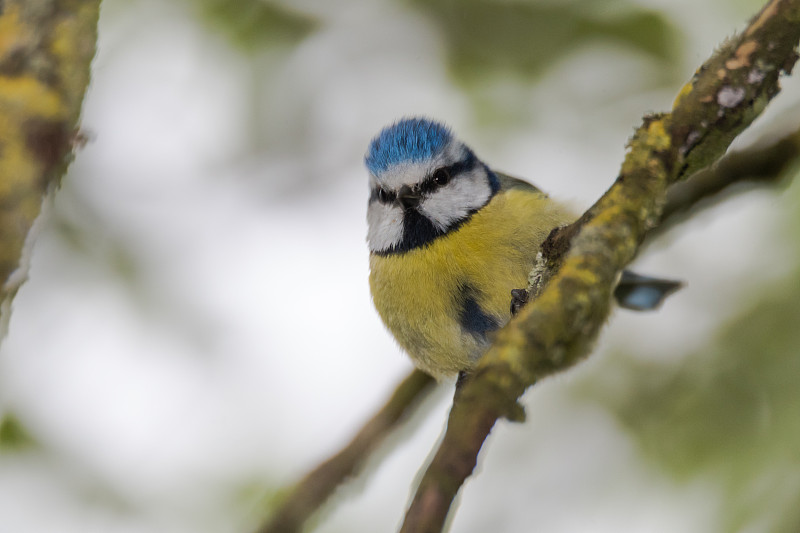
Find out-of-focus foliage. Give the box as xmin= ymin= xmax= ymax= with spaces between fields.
xmin=580 ymin=169 xmax=800 ymax=533
xmin=0 ymin=414 xmax=36 ymax=451
xmin=193 ymin=0 xmax=318 ymax=52
xmin=406 ymin=0 xmax=681 ymax=82
xmin=189 ymin=0 xmax=681 ymax=89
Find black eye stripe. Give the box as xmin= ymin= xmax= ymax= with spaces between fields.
xmin=369 ymin=149 xmax=478 ymax=204
xmin=423 ymin=150 xmax=478 ymax=192
xmin=448 ymin=149 xmax=477 ymax=176
xmin=421 ymin=164 xmax=464 ymax=193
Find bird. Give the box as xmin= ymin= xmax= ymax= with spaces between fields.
xmin=365 ymin=117 xmax=680 ymax=379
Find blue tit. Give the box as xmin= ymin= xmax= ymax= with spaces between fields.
xmin=365 ymin=117 xmax=680 ymax=378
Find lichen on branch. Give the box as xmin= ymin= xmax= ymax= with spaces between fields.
xmin=0 ymin=0 xmax=100 ymax=335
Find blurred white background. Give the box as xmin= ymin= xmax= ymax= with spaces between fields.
xmin=1 ymin=0 xmax=799 ymax=532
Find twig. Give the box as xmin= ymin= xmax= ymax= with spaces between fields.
xmin=656 ymin=127 xmax=800 ymax=236
xmin=256 ymin=369 xmax=436 ymax=533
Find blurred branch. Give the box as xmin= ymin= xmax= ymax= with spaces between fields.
xmin=255 ymin=369 xmax=436 ymax=533
xmin=654 ymin=127 xmax=800 ymax=236
xmin=399 ymin=1 xmax=800 ymax=532
xmin=0 ymin=0 xmax=100 ymax=337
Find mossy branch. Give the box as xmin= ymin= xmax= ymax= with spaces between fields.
xmin=399 ymin=1 xmax=800 ymax=532
xmin=0 ymin=0 xmax=100 ymax=336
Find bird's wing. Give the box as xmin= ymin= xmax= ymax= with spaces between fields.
xmin=495 ymin=172 xmax=682 ymax=311
xmin=493 ymin=171 xmax=546 ymax=195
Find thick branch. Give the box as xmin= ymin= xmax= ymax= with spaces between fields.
xmin=400 ymin=1 xmax=800 ymax=531
xmin=0 ymin=0 xmax=100 ymax=336
xmin=256 ymin=370 xmax=436 ymax=533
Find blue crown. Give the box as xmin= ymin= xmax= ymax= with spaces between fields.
xmin=365 ymin=117 xmax=452 ymax=175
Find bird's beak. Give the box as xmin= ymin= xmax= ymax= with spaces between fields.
xmin=396 ymin=185 xmax=420 ymax=211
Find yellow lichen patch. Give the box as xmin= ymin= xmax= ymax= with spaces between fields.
xmin=0 ymin=77 xmax=65 ymax=119
xmin=645 ymin=119 xmax=671 ymax=151
xmin=561 ymin=256 xmax=604 ymax=291
xmin=0 ymin=5 xmax=26 ymax=56
xmin=50 ymin=6 xmax=99 ymax=108
xmin=673 ymin=81 xmax=694 ymax=108
xmin=489 ymin=332 xmax=530 ymax=379
xmin=726 ymin=39 xmax=759 ymax=70
xmin=0 ymin=131 xmax=41 ymax=199
xmin=621 ymin=149 xmax=651 ymax=175
xmin=590 ymin=202 xmax=629 ymax=230
xmin=621 ymin=119 xmax=672 ymax=175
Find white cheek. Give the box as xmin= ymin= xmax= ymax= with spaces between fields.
xmin=418 ymin=171 xmax=491 ymax=230
xmin=367 ymin=201 xmax=404 ymax=252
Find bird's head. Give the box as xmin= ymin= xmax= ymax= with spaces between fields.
xmin=365 ymin=117 xmax=499 ymax=254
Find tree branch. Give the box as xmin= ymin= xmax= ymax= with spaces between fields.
xmin=399 ymin=1 xmax=800 ymax=531
xmin=655 ymin=126 xmax=800 ymax=237
xmin=255 ymin=369 xmax=436 ymax=533
xmin=0 ymin=0 xmax=100 ymax=336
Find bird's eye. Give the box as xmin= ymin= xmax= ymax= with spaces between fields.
xmin=432 ymin=167 xmax=450 ymax=186
xmin=377 ymin=188 xmax=392 ymax=203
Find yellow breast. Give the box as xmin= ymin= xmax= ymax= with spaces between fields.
xmin=369 ymin=188 xmax=571 ymax=378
